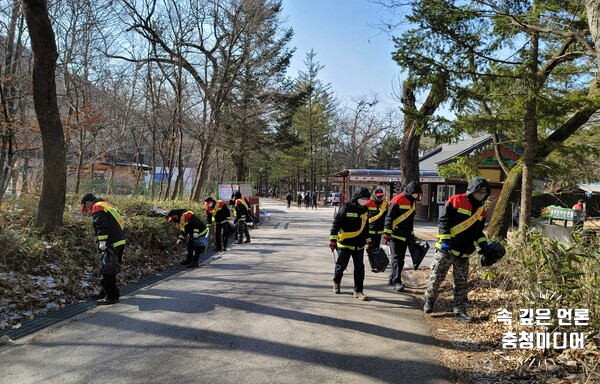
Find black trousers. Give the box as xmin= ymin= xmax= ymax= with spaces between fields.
xmin=184 ymin=239 xmax=206 ymax=263
xmin=236 ymin=221 xmax=250 ymax=241
xmin=333 ymin=248 xmax=365 ymax=292
xmin=215 ymin=222 xmax=229 ymax=249
xmin=101 ymin=244 xmax=124 ymax=300
xmin=389 ymin=239 xmax=408 ymax=285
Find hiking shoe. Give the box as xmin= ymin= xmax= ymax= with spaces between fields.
xmin=243 ymin=239 xmax=251 ymax=243
xmin=236 ymin=239 xmax=243 ymax=244
xmin=187 ymin=263 xmax=199 ymax=268
xmin=214 ymin=247 xmax=222 ymax=252
xmin=179 ymin=259 xmax=191 ymax=265
xmin=353 ymin=291 xmax=368 ymax=301
xmin=423 ymin=298 xmax=434 ymax=314
xmin=454 ymin=312 xmax=473 ymax=323
xmin=97 ymin=298 xmax=119 ymax=305
xmin=394 ymin=283 xmax=405 ymax=292
xmin=388 ymin=276 xmax=393 ymax=286
xmin=333 ymin=282 xmax=340 ymax=294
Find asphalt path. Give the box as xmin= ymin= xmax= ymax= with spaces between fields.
xmin=1 ymin=198 xmax=454 ymax=384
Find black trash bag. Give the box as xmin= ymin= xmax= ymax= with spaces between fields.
xmin=100 ymin=246 xmax=121 ymax=275
xmin=368 ymin=247 xmax=389 ymax=273
xmin=227 ymin=221 xmax=236 ymax=237
xmin=408 ymin=240 xmax=430 ymax=270
xmin=479 ymin=241 xmax=506 ymax=267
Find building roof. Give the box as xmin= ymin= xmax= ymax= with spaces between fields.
xmin=419 ymin=135 xmax=495 ymax=172
xmin=331 ymin=134 xmax=520 ymax=183
xmin=98 ymin=161 xmax=152 ymax=171
xmin=332 ymin=169 xmax=401 ymax=178
xmin=576 ymin=183 xmax=600 ymax=193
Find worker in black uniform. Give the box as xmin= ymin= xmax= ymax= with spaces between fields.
xmin=232 ymin=190 xmax=251 ymax=244
xmin=167 ymin=209 xmax=208 ymax=268
xmin=81 ymin=193 xmax=126 ymax=305
xmin=366 ymin=185 xmax=388 ymax=250
xmin=424 ymin=177 xmax=491 ymax=322
xmin=205 ymin=196 xmax=232 ymax=251
xmin=383 ymin=181 xmax=423 ymax=292
xmin=329 ymin=187 xmax=372 ymax=301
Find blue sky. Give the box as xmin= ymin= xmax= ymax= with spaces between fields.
xmin=281 ymin=0 xmax=403 ymax=111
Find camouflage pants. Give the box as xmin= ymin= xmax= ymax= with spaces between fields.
xmin=424 ymin=250 xmax=470 ymax=313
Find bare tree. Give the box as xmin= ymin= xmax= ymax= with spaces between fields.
xmin=339 ymin=97 xmax=385 ymax=169
xmin=0 ymin=0 xmax=27 ymax=204
xmin=109 ymin=0 xmax=292 ymax=200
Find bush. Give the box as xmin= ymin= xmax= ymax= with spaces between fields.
xmin=469 ymin=230 xmax=599 ymax=375
xmin=0 ymin=195 xmax=207 ymax=330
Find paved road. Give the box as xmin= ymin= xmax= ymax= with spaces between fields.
xmin=1 ymin=198 xmax=454 ymax=384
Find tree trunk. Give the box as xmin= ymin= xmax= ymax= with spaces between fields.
xmin=487 ymin=163 xmax=522 ymax=240
xmin=23 ymin=0 xmax=67 ymax=232
xmin=191 ymin=142 xmax=213 ymax=202
xmin=518 ymin=24 xmax=539 ymax=234
xmin=0 ymin=0 xmax=22 ymax=204
xmin=587 ymin=0 xmax=600 ymax=78
xmin=400 ymin=86 xmax=420 ymax=188
xmin=400 ymin=83 xmax=442 ymax=189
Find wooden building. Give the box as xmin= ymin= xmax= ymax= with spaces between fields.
xmin=331 ymin=134 xmax=522 ymax=222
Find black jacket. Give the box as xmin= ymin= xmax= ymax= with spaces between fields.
xmin=366 ymin=198 xmax=388 ymax=233
xmin=384 ymin=181 xmax=422 ymax=241
xmin=91 ymin=198 xmax=126 ymax=247
xmin=206 ymin=200 xmax=231 ymax=225
xmin=170 ymin=209 xmax=208 ymax=240
xmin=438 ymin=177 xmax=490 ymax=256
xmin=329 ymin=187 xmax=371 ymax=249
xmin=233 ymin=199 xmax=249 ymax=222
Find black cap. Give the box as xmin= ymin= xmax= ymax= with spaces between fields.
xmin=204 ymin=196 xmax=216 ymax=203
xmin=81 ymin=193 xmax=96 ymax=205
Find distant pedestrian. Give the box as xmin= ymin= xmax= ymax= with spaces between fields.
xmin=167 ymin=209 xmax=208 ymax=268
xmin=297 ymin=193 xmax=302 ymax=208
xmin=312 ymin=193 xmax=318 ymax=209
xmin=81 ymin=193 xmax=125 ymax=305
xmin=572 ymin=199 xmax=586 ymax=229
xmin=304 ymin=192 xmax=310 ymax=209
xmin=286 ymin=192 xmax=292 ymax=209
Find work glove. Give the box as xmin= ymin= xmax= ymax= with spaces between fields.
xmin=98 ymin=241 xmax=107 ymax=251
xmin=439 ymin=241 xmax=451 ymax=253
xmin=176 ymin=239 xmax=183 ymax=246
xmin=408 ymin=234 xmax=416 ymax=243
xmin=383 ymin=234 xmax=391 ymax=245
xmin=193 ymin=233 xmax=200 ymax=239
xmin=367 ymin=242 xmax=374 ymax=252
xmin=329 ymin=240 xmax=337 ymax=252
